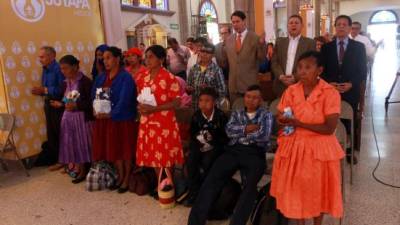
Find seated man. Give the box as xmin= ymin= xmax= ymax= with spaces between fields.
xmin=188 ymin=85 xmax=273 ymax=225
xmin=183 ymin=87 xmax=229 ymax=206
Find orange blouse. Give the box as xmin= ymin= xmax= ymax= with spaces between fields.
xmin=276 ymin=79 xmax=345 ymax=161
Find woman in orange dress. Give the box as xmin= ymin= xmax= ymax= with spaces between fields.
xmin=136 ymin=45 xmax=184 ymax=173
xmin=125 ymin=47 xmax=147 ymax=82
xmin=270 ymin=51 xmax=344 ymax=225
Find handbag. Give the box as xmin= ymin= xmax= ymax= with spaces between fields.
xmin=157 ymin=167 xmax=175 ymax=209
xmin=250 ymin=183 xmax=289 ymax=225
xmin=129 ymin=167 xmax=157 ymax=196
xmin=86 ymin=161 xmax=118 ymax=192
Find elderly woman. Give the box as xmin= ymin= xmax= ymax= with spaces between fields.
xmin=135 ymin=45 xmax=184 ymax=192
xmin=50 ymin=55 xmax=93 ymax=183
xmin=125 ymin=47 xmax=147 ymax=82
xmin=92 ymin=46 xmax=137 ymax=193
xmin=270 ymin=51 xmax=344 ymax=225
xmin=186 ymin=42 xmax=227 ymax=111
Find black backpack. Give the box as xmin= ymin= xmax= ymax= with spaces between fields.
xmin=250 ymin=182 xmax=289 ymax=225
xmin=208 ymin=178 xmax=242 ymax=220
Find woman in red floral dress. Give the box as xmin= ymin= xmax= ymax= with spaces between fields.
xmin=136 ymin=45 xmax=184 ymax=175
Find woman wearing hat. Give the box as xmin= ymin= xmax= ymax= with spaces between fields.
xmin=186 ymin=43 xmax=227 ymax=111
xmin=125 ymin=47 xmax=147 ymax=82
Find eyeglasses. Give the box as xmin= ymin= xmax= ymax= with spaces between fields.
xmin=220 ymin=32 xmax=229 ymax=35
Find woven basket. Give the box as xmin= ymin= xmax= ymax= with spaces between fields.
xmin=158 ymin=168 xmax=175 ymax=209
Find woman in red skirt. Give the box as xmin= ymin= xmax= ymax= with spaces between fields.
xmin=135 ymin=45 xmax=184 ymax=189
xmin=92 ymin=46 xmax=137 ymax=193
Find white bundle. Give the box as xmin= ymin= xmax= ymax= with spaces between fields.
xmin=137 ymin=87 xmax=157 ymax=106
xmin=66 ymin=90 xmax=80 ymax=101
xmin=197 ymin=130 xmax=213 ymax=152
xmin=93 ymin=88 xmax=111 ymax=114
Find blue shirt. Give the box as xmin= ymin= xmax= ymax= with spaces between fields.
xmin=92 ymin=70 xmax=137 ymax=121
xmin=225 ymin=107 xmax=273 ymax=149
xmin=336 ymin=37 xmax=349 ymax=62
xmin=42 ymin=60 xmax=64 ymax=99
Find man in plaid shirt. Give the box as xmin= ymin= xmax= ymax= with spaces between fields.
xmin=188 ymin=85 xmax=273 ymax=225
xmin=186 ymin=43 xmax=227 ymax=111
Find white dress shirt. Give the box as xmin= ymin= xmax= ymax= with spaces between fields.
xmin=187 ymin=53 xmax=198 ymax=75
xmin=349 ymin=34 xmax=375 ymax=59
xmin=285 ymin=35 xmax=301 ymax=75
xmin=235 ymin=28 xmax=248 ymax=44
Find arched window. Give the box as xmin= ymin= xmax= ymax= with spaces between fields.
xmin=156 ymin=0 xmax=168 ymax=10
xmin=121 ymin=0 xmax=169 ymax=11
xmin=138 ymin=0 xmax=151 ymax=8
xmin=369 ymin=10 xmax=398 ymax=24
xmin=199 ymin=0 xmax=218 ymax=19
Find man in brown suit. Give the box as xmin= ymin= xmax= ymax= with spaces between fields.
xmin=223 ymin=10 xmax=266 ymax=103
xmin=271 ymin=15 xmax=316 ymax=97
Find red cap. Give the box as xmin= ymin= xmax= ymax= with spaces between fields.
xmin=126 ymin=47 xmax=142 ymax=58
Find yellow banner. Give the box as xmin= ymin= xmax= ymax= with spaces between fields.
xmin=0 ymin=0 xmax=104 ymax=159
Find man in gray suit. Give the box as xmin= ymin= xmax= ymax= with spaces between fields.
xmin=215 ymin=26 xmax=231 ymax=81
xmin=272 ymin=15 xmax=316 ymax=97
xmin=223 ymin=10 xmax=266 ymax=103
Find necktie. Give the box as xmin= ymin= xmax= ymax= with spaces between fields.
xmin=339 ymin=41 xmax=345 ymax=64
xmin=236 ymin=33 xmax=242 ymax=53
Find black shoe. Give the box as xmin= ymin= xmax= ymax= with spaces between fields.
xmin=176 ymin=189 xmax=189 ymax=204
xmin=109 ymin=183 xmax=121 ymax=191
xmin=117 ymin=186 xmax=129 ymax=194
xmin=183 ymin=193 xmax=197 ymax=207
xmin=149 ymin=189 xmax=159 ymax=200
xmin=346 ymin=155 xmax=358 ymax=165
xmin=72 ymin=176 xmax=86 ymax=184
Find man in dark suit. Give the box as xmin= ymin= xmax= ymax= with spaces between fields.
xmin=321 ymin=15 xmax=367 ymax=163
xmin=271 ymin=15 xmax=316 ymax=97
xmin=222 ymin=10 xmax=266 ymax=103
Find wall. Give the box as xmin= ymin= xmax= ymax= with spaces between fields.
xmin=340 ymin=0 xmax=400 ymax=16
xmin=121 ymin=0 xmax=230 ymax=46
xmin=0 ymin=0 xmax=104 ymax=159
xmin=187 ymin=0 xmax=229 ymax=26
xmin=350 ymin=9 xmax=400 ymax=33
xmin=276 ymin=7 xmax=288 ymax=37
xmin=120 ymin=2 xmax=181 ymax=47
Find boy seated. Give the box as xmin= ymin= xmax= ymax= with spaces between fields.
xmin=187 ymin=85 xmax=273 ymax=225
xmin=183 ymin=87 xmax=229 ymax=206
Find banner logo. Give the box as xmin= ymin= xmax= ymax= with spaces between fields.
xmin=11 ymin=0 xmax=92 ymax=22
xmin=11 ymin=0 xmax=46 ymax=23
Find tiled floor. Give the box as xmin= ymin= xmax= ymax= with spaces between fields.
xmin=1 ymin=48 xmax=400 ymax=225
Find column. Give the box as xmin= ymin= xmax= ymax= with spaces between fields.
xmin=314 ymin=0 xmax=321 ymax=36
xmin=234 ymin=0 xmax=245 ymax=12
xmin=287 ymin=0 xmax=299 ymax=17
xmin=264 ymin=0 xmax=275 ymax=41
xmin=177 ymin=0 xmax=189 ymax=42
xmin=335 ymin=0 xmax=340 ymax=16
xmin=225 ymin=0 xmax=232 ymax=22
xmin=234 ymin=0 xmax=255 ymax=31
xmin=328 ymin=0 xmax=333 ymax=33
xmin=247 ymin=0 xmax=256 ymax=31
